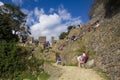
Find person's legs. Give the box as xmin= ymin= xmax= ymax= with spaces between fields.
xmin=78 ymin=61 xmax=80 ymax=67
xmin=80 ymin=62 xmax=84 ymax=68
xmin=57 ymin=61 xmax=61 ymax=65
xmin=59 ymin=61 xmax=61 ymax=65
xmin=78 ymin=61 xmax=81 ymax=67
xmin=80 ymin=63 xmax=82 ymax=67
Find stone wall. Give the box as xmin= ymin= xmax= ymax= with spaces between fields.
xmin=39 ymin=36 xmax=46 ymax=44
xmin=38 ymin=36 xmax=46 ymax=49
xmin=27 ymin=36 xmax=33 ymax=44
xmin=87 ymin=1 xmax=120 ymax=79
xmin=51 ymin=36 xmax=57 ymax=46
xmin=87 ymin=13 xmax=120 ymax=80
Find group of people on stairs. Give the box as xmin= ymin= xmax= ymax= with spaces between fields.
xmin=57 ymin=55 xmax=62 ymax=65
xmin=58 ymin=20 xmax=100 ymax=51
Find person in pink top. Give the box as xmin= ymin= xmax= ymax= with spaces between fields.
xmin=77 ymin=51 xmax=89 ymax=67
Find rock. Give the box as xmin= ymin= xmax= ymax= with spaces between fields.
xmin=86 ymin=59 xmax=95 ymax=68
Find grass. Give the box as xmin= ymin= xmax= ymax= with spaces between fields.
xmin=87 ymin=50 xmax=96 ymax=58
xmin=65 ymin=63 xmax=77 ymax=66
xmin=45 ymin=60 xmax=56 ymax=63
xmin=15 ymin=72 xmax=37 ymax=80
xmin=38 ymin=72 xmax=50 ymax=80
xmin=15 ymin=71 xmax=50 ymax=80
xmin=95 ymin=68 xmax=110 ymax=80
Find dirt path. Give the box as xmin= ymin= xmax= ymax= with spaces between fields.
xmin=53 ymin=64 xmax=105 ymax=80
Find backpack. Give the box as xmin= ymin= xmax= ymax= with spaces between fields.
xmin=81 ymin=56 xmax=86 ymax=63
xmin=84 ymin=54 xmax=89 ymax=63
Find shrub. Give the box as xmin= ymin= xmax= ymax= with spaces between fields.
xmin=0 ymin=40 xmax=27 ymax=79
xmin=59 ymin=32 xmax=68 ymax=39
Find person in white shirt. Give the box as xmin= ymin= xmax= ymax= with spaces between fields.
xmin=77 ymin=53 xmax=86 ymax=67
xmin=77 ymin=55 xmax=82 ymax=67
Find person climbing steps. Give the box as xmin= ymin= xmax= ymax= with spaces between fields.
xmin=57 ymin=56 xmax=62 ymax=65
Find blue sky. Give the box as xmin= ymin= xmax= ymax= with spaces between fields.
xmin=0 ymin=0 xmax=94 ymax=41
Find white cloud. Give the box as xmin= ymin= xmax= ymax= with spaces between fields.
xmin=12 ymin=0 xmax=23 ymax=5
xmin=34 ymin=7 xmax=44 ymax=17
xmin=0 ymin=1 xmax=4 ymax=6
xmin=22 ymin=7 xmax=45 ymax=26
xmin=39 ymin=13 xmax=61 ymax=27
xmin=22 ymin=9 xmax=35 ymax=26
xmin=65 ymin=17 xmax=82 ymax=26
xmin=49 ymin=8 xmax=54 ymax=13
xmin=34 ymin=0 xmax=38 ymax=2
xmin=22 ymin=8 xmax=30 ymax=14
xmin=31 ymin=13 xmax=62 ymax=41
xmin=24 ymin=5 xmax=82 ymax=41
xmin=58 ymin=5 xmax=71 ymax=20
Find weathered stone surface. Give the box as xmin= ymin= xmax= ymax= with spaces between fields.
xmin=86 ymin=59 xmax=95 ymax=68
xmin=87 ymin=8 xmax=120 ymax=80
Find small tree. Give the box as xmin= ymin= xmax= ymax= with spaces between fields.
xmin=59 ymin=26 xmax=74 ymax=39
xmin=67 ymin=26 xmax=73 ymax=31
xmin=59 ymin=32 xmax=68 ymax=39
xmin=0 ymin=3 xmax=33 ymax=79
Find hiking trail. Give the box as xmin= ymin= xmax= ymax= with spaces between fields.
xmin=52 ymin=63 xmax=105 ymax=80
